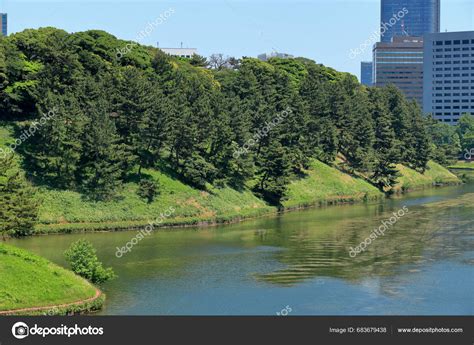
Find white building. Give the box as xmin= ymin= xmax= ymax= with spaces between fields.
xmin=160 ymin=48 xmax=197 ymax=58
xmin=423 ymin=31 xmax=474 ymax=124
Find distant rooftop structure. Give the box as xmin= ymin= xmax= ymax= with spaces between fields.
xmin=257 ymin=52 xmax=294 ymax=61
xmin=158 ymin=43 xmax=197 ymax=58
xmin=0 ymin=13 xmax=7 ymax=36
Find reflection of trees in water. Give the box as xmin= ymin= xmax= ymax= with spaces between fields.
xmin=254 ymin=194 xmax=474 ymax=287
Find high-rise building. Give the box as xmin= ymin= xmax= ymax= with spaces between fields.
xmin=423 ymin=31 xmax=474 ymax=124
xmin=373 ymin=36 xmax=424 ymax=105
xmin=0 ymin=13 xmax=7 ymax=36
xmin=361 ymin=62 xmax=373 ymax=86
xmin=380 ymin=0 xmax=440 ymax=42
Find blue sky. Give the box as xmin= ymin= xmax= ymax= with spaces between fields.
xmin=1 ymin=0 xmax=473 ymax=78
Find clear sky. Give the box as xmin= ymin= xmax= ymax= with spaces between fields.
xmin=1 ymin=0 xmax=473 ymax=78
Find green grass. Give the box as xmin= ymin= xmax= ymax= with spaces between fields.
xmin=282 ymin=160 xmax=384 ymax=209
xmin=448 ymin=162 xmax=474 ymax=181
xmin=36 ymin=168 xmax=275 ymax=233
xmin=448 ymin=162 xmax=474 ymax=170
xmin=0 ymin=243 xmax=98 ymax=313
xmin=394 ymin=161 xmax=461 ymax=192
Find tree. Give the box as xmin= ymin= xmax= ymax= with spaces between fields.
xmin=382 ymin=85 xmax=414 ymax=165
xmin=26 ymin=91 xmax=85 ymax=188
xmin=65 ymin=239 xmax=115 ymax=284
xmin=189 ymin=54 xmax=208 ymax=67
xmin=456 ymin=114 xmax=474 ymax=154
xmin=255 ymin=141 xmax=291 ymax=205
xmin=336 ymin=78 xmax=375 ymax=173
xmin=407 ymin=101 xmax=431 ymax=172
xmin=427 ymin=117 xmax=461 ymax=165
xmin=369 ymin=89 xmax=400 ymax=191
xmin=138 ymin=179 xmax=160 ymax=203
xmin=208 ymin=54 xmax=235 ymax=70
xmin=0 ymin=155 xmax=39 ymax=238
xmin=79 ymin=100 xmax=128 ymax=200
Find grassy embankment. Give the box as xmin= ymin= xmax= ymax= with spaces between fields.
xmin=0 ymin=243 xmax=103 ymax=315
xmin=448 ymin=161 xmax=474 ymax=181
xmin=393 ymin=161 xmax=461 ymax=192
xmin=0 ymin=123 xmax=460 ymax=233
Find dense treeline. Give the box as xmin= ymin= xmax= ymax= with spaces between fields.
xmin=0 ymin=28 xmax=472 ymax=207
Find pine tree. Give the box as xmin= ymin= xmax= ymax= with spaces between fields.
xmin=0 ymin=155 xmax=39 ymax=238
xmin=255 ymin=141 xmax=291 ymax=205
xmin=407 ymin=101 xmax=431 ymax=172
xmin=25 ymin=91 xmax=85 ymax=188
xmin=369 ymin=89 xmax=400 ymax=191
xmin=112 ymin=68 xmax=155 ymax=173
xmin=79 ymin=100 xmax=127 ymax=200
xmin=382 ymin=85 xmax=414 ymax=165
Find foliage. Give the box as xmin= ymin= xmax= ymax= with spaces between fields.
xmin=0 ymin=27 xmax=460 ymax=209
xmin=137 ymin=178 xmax=160 ymax=203
xmin=0 ymin=155 xmax=39 ymax=238
xmin=64 ymin=239 xmax=115 ymax=284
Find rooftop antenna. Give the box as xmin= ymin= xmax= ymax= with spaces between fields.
xmin=157 ymin=41 xmax=159 ymax=48
xmin=180 ymin=42 xmax=183 ymax=48
xmin=401 ymin=20 xmax=409 ymax=36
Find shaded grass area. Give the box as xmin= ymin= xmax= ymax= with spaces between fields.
xmin=0 ymin=243 xmax=99 ymax=313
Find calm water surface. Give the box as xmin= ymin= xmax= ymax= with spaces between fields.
xmin=10 ymin=184 xmax=474 ymax=315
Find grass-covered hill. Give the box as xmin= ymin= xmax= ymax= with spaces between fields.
xmin=0 ymin=118 xmax=461 ymax=234
xmin=0 ymin=243 xmax=103 ymax=315
xmin=394 ymin=161 xmax=460 ymax=192
xmin=0 ymin=122 xmax=458 ymax=233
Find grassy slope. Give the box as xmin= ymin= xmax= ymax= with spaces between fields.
xmin=448 ymin=161 xmax=474 ymax=181
xmin=283 ymin=160 xmax=383 ymax=209
xmin=37 ymin=169 xmax=275 ymax=232
xmin=0 ymin=124 xmax=461 ymax=232
xmin=0 ymin=243 xmax=98 ymax=312
xmin=448 ymin=161 xmax=474 ymax=170
xmin=394 ymin=161 xmax=460 ymax=192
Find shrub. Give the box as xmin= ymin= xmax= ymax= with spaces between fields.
xmin=64 ymin=240 xmax=116 ymax=284
xmin=137 ymin=179 xmax=160 ymax=203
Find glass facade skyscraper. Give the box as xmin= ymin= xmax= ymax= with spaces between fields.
xmin=380 ymin=0 xmax=440 ymax=42
xmin=0 ymin=13 xmax=7 ymax=36
xmin=360 ymin=62 xmax=373 ymax=86
xmin=373 ymin=37 xmax=424 ymax=105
